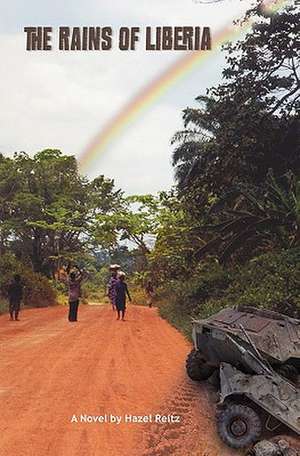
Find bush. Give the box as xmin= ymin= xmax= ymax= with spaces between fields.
xmin=157 ymin=290 xmax=193 ymax=340
xmin=155 ymin=259 xmax=233 ymax=338
xmin=156 ymin=249 xmax=300 ymax=337
xmin=200 ymin=249 xmax=300 ymax=319
xmin=129 ymin=285 xmax=148 ymax=306
xmin=0 ymin=297 xmax=8 ymax=314
xmin=22 ymin=271 xmax=57 ymax=307
xmin=0 ymin=253 xmax=56 ymax=310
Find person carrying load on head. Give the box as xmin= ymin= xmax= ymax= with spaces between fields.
xmin=60 ymin=263 xmax=88 ymax=322
xmin=115 ymin=271 xmax=131 ymax=321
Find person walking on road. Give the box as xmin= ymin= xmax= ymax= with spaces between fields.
xmin=64 ymin=264 xmax=85 ymax=322
xmin=8 ymin=274 xmax=23 ymax=321
xmin=145 ymin=280 xmax=154 ymax=308
xmin=107 ymin=264 xmax=120 ymax=311
xmin=115 ymin=272 xmax=131 ymax=321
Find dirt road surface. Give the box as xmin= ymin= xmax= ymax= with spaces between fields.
xmin=0 ymin=305 xmax=237 ymax=456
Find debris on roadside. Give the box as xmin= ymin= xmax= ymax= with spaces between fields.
xmin=247 ymin=439 xmax=299 ymax=456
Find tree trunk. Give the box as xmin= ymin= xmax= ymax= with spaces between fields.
xmin=31 ymin=233 xmax=43 ymax=273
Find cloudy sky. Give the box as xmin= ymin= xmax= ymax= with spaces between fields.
xmin=0 ymin=0 xmax=253 ymax=194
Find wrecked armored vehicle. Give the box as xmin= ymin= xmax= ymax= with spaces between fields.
xmin=186 ymin=306 xmax=300 ymax=449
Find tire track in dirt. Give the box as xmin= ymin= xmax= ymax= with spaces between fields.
xmin=140 ymin=375 xmax=239 ymax=456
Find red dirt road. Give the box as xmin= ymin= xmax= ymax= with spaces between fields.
xmin=0 ymin=305 xmax=234 ymax=456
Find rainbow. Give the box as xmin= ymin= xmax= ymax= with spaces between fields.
xmin=79 ymin=0 xmax=290 ymax=173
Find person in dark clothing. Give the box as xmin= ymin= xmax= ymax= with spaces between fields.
xmin=145 ymin=280 xmax=154 ymax=308
xmin=115 ymin=272 xmax=131 ymax=321
xmin=8 ymin=274 xmax=23 ymax=321
xmin=62 ymin=264 xmax=86 ymax=322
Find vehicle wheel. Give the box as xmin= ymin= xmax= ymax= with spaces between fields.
xmin=186 ymin=349 xmax=215 ymax=381
xmin=217 ymin=404 xmax=262 ymax=449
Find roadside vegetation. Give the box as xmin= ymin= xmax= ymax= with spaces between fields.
xmin=146 ymin=3 xmax=300 ymax=332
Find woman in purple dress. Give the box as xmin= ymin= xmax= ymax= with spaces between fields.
xmin=107 ymin=265 xmax=120 ymax=311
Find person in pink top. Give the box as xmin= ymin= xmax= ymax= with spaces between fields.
xmin=68 ymin=268 xmax=83 ymax=322
xmin=61 ymin=263 xmax=87 ymax=322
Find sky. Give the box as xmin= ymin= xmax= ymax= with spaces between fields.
xmin=0 ymin=0 xmax=254 ymax=195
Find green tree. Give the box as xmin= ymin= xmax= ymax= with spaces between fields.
xmin=172 ymin=4 xmax=299 ymax=211
xmin=197 ymin=170 xmax=300 ymax=263
xmin=93 ymin=194 xmax=160 ymax=255
xmin=0 ymin=149 xmax=122 ymax=276
xmin=149 ymin=192 xmax=206 ymax=282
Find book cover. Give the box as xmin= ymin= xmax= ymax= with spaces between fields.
xmin=0 ymin=1 xmax=299 ymax=455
